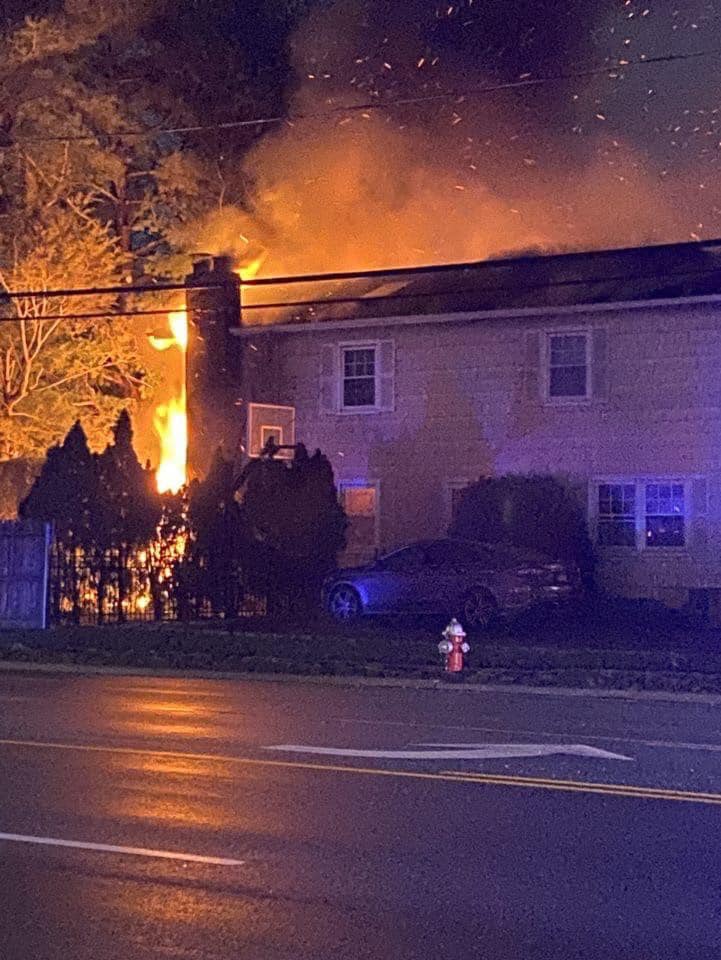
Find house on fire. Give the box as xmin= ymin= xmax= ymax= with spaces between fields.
xmin=185 ymin=238 xmax=721 ymax=611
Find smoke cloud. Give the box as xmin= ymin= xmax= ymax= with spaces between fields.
xmin=191 ymin=0 xmax=705 ymax=287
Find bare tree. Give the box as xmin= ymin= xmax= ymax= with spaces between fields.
xmin=0 ymin=209 xmax=147 ymax=460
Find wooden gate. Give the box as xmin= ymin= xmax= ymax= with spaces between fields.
xmin=0 ymin=520 xmax=52 ymax=629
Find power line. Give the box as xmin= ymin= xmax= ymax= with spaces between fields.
xmin=2 ymin=262 xmax=721 ymax=324
xmin=0 ymin=308 xmax=191 ymax=323
xmin=2 ymin=47 xmax=718 ymax=148
xmin=0 ymin=280 xmax=225 ymax=301
xmin=4 ymin=236 xmax=720 ymax=304
xmin=240 ymin=239 xmax=721 ymax=288
xmin=242 ymin=267 xmax=721 ymax=311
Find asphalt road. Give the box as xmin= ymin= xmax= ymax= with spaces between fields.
xmin=2 ymin=670 xmax=721 ymax=959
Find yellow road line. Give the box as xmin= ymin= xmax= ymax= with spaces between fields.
xmin=439 ymin=771 xmax=721 ymax=804
xmin=1 ymin=736 xmax=719 ymax=805
xmin=0 ymin=736 xmax=471 ymax=781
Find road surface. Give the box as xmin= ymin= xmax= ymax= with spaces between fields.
xmin=1 ymin=669 xmax=720 ymax=959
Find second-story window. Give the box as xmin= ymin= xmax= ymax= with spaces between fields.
xmin=547 ymin=332 xmax=589 ymax=400
xmin=342 ymin=346 xmax=376 ymax=409
xmin=321 ymin=339 xmax=394 ymax=415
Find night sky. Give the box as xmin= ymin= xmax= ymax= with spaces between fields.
xmin=294 ymin=0 xmax=721 ymax=169
xmin=7 ymin=0 xmax=721 ymax=263
xmin=194 ymin=0 xmax=721 ymax=271
xmin=286 ymin=0 xmax=721 ymax=241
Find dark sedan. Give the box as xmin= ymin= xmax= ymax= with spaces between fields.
xmin=323 ymin=538 xmax=577 ymax=628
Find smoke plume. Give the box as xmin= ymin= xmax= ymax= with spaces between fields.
xmin=192 ymin=0 xmax=708 ymax=285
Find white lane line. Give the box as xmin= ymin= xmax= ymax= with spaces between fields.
xmin=267 ymin=743 xmax=632 ymax=761
xmin=0 ymin=832 xmax=244 ymax=866
xmin=330 ymin=717 xmax=721 ymax=753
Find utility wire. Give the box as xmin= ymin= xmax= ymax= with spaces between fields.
xmin=1 ymin=48 xmax=718 ymax=148
xmin=0 ymin=308 xmax=190 ymax=323
xmin=2 ymin=264 xmax=721 ymax=324
xmin=0 ymin=280 xmax=225 ymax=301
xmin=239 ymin=240 xmax=721 ymax=287
xmin=237 ymin=265 xmax=721 ymax=310
xmin=2 ymin=237 xmax=720 ymax=303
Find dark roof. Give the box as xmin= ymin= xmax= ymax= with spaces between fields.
xmin=241 ymin=238 xmax=721 ymax=326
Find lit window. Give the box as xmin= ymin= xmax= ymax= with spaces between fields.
xmin=598 ymin=484 xmax=636 ymax=547
xmin=342 ymin=347 xmax=376 ymax=409
xmin=342 ymin=486 xmax=376 ymax=518
xmin=548 ymin=332 xmax=589 ymax=399
xmin=340 ymin=483 xmax=378 ymax=562
xmin=645 ymin=483 xmax=685 ymax=548
xmin=595 ymin=480 xmax=688 ymax=550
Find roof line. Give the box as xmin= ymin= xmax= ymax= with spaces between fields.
xmin=239 ymin=236 xmax=721 ymax=288
xmin=231 ymin=291 xmax=721 ymax=337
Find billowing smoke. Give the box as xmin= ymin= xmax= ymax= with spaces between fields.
xmin=191 ymin=0 xmax=708 ymax=284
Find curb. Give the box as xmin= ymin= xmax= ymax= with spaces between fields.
xmin=2 ymin=658 xmax=721 ymax=705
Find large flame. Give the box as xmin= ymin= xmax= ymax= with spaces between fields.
xmin=150 ymin=309 xmax=188 ymax=494
xmin=147 ymin=260 xmax=260 ymax=495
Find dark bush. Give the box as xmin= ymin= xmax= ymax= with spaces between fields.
xmin=21 ymin=415 xmax=162 ymax=623
xmin=450 ymin=474 xmax=594 ymax=578
xmin=237 ymin=443 xmax=347 ymax=612
xmin=186 ymin=449 xmax=250 ymax=618
xmin=20 ymin=416 xmax=347 ymax=622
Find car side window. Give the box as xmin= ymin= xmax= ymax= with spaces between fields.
xmin=425 ymin=540 xmax=479 ymax=567
xmin=380 ymin=546 xmax=426 ymax=572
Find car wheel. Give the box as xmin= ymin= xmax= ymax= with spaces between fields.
xmin=328 ymin=584 xmax=362 ymax=622
xmin=462 ymin=588 xmax=498 ymax=631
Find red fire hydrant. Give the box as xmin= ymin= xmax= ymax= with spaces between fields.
xmin=438 ymin=618 xmax=470 ymax=676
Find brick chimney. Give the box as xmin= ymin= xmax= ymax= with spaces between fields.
xmin=185 ymin=254 xmax=242 ymax=481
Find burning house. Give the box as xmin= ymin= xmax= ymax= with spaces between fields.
xmin=186 ymin=239 xmax=721 ymax=611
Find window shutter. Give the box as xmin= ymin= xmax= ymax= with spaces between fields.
xmin=377 ymin=339 xmax=395 ymax=411
xmin=691 ymin=477 xmax=708 ymax=518
xmin=319 ymin=344 xmax=338 ymax=414
xmin=690 ymin=477 xmax=708 ymax=553
xmin=523 ymin=330 xmax=541 ymax=401
xmin=591 ymin=327 xmax=609 ymax=401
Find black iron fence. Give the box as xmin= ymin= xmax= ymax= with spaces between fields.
xmin=48 ymin=535 xmax=269 ymax=625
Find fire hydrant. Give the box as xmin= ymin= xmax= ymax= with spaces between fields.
xmin=438 ymin=617 xmax=470 ymax=676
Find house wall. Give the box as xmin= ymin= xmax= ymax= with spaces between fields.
xmin=239 ymin=301 xmax=721 ymax=606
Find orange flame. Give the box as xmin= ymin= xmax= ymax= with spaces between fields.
xmin=236 ymin=252 xmax=267 ymax=281
xmin=150 ymin=309 xmax=188 ymax=494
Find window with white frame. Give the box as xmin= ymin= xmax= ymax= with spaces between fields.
xmin=342 ymin=346 xmax=376 ymax=409
xmin=321 ymin=340 xmax=394 ymax=415
xmin=645 ymin=483 xmax=685 ymax=548
xmin=598 ymin=483 xmax=636 ymax=547
xmin=595 ymin=480 xmax=687 ymax=549
xmin=547 ymin=331 xmax=589 ymax=400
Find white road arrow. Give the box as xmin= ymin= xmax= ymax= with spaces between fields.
xmin=267 ymin=743 xmax=632 ymax=761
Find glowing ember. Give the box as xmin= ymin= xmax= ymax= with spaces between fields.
xmin=150 ymin=309 xmax=188 ymax=493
